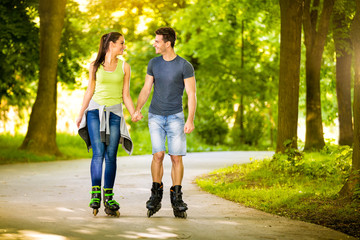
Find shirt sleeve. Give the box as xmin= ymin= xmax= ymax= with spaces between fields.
xmin=147 ymin=58 xmax=154 ymax=76
xmin=183 ymin=60 xmax=195 ymax=79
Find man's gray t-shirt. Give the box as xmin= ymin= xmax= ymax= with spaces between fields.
xmin=147 ymin=55 xmax=195 ymax=116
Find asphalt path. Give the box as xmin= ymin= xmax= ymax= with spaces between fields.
xmin=0 ymin=151 xmax=355 ymax=240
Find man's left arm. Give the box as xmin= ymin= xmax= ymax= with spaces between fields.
xmin=184 ymin=76 xmax=196 ymax=134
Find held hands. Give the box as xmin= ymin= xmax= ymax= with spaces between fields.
xmin=131 ymin=110 xmax=143 ymax=122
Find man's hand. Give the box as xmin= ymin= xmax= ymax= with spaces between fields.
xmin=184 ymin=120 xmax=195 ymax=134
xmin=131 ymin=110 xmax=143 ymax=122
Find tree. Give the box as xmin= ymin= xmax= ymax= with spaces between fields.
xmin=333 ymin=1 xmax=354 ymax=146
xmin=340 ymin=0 xmax=360 ymax=199
xmin=0 ymin=0 xmax=89 ymax=126
xmin=303 ymin=0 xmax=335 ymax=151
xmin=276 ymin=0 xmax=304 ymax=153
xmin=20 ymin=0 xmax=67 ymax=155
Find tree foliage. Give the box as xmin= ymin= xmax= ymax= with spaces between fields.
xmin=1 ymin=0 xmax=358 ymax=153
xmin=174 ymin=0 xmax=279 ymax=146
xmin=0 ymin=0 xmax=39 ymax=109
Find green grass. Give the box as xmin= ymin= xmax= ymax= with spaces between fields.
xmin=196 ymin=144 xmax=360 ymax=239
xmin=0 ymin=130 xmax=239 ymax=164
xmin=0 ymin=133 xmax=92 ymax=164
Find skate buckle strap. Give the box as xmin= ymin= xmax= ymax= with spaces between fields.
xmin=91 ymin=186 xmax=101 ymax=194
xmin=89 ymin=198 xmax=100 ymax=205
xmin=108 ymin=199 xmax=119 ymax=206
xmin=90 ymin=190 xmax=101 ymax=194
xmin=105 ymin=192 xmax=114 ymax=197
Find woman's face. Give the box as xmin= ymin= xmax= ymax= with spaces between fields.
xmin=111 ymin=36 xmax=126 ymax=55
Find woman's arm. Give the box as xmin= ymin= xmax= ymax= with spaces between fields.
xmin=122 ymin=62 xmax=135 ymax=117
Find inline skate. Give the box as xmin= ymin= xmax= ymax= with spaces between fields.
xmin=146 ymin=182 xmax=163 ymax=217
xmin=170 ymin=185 xmax=188 ymax=219
xmin=103 ymin=188 xmax=120 ymax=217
xmin=89 ymin=186 xmax=101 ymax=216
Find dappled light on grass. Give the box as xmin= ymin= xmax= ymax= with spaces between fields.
xmin=0 ymin=230 xmax=68 ymax=240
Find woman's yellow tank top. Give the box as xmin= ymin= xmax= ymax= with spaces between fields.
xmin=92 ymin=60 xmax=124 ymax=106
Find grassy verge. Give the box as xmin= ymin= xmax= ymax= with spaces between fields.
xmin=0 ymin=130 xmax=240 ymax=164
xmin=196 ymin=144 xmax=360 ymax=239
xmin=0 ymin=133 xmax=92 ymax=164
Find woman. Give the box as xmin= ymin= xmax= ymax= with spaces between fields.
xmin=76 ymin=32 xmax=136 ymax=217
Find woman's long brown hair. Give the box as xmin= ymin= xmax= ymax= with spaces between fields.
xmin=92 ymin=32 xmax=122 ymax=78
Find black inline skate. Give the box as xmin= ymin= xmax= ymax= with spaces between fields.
xmin=146 ymin=182 xmax=163 ymax=217
xmin=89 ymin=186 xmax=101 ymax=216
xmin=170 ymin=185 xmax=188 ymax=219
xmin=103 ymin=188 xmax=120 ymax=217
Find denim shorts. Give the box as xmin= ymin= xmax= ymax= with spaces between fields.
xmin=148 ymin=111 xmax=186 ymax=156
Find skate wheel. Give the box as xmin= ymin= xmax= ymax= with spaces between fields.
xmin=115 ymin=210 xmax=120 ymax=217
xmin=105 ymin=208 xmax=120 ymax=217
xmin=174 ymin=210 xmax=187 ymax=219
xmin=147 ymin=210 xmax=153 ymax=217
xmin=93 ymin=208 xmax=99 ymax=216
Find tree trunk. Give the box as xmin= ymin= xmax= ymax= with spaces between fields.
xmin=268 ymin=102 xmax=275 ymax=147
xmin=303 ymin=0 xmax=335 ymax=151
xmin=239 ymin=95 xmax=244 ymax=142
xmin=276 ymin=0 xmax=304 ymax=153
xmin=333 ymin=9 xmax=353 ymax=146
xmin=340 ymin=0 xmax=360 ymax=199
xmin=20 ymin=0 xmax=67 ymax=155
xmin=304 ymin=47 xmax=325 ymax=150
xmin=239 ymin=20 xmax=245 ymax=143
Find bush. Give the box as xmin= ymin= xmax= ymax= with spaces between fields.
xmin=196 ymin=112 xmax=229 ymax=145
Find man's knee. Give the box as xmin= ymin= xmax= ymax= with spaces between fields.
xmin=170 ymin=155 xmax=183 ymax=166
xmin=153 ymin=151 xmax=165 ymax=163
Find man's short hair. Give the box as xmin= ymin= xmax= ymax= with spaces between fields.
xmin=155 ymin=27 xmax=176 ymax=48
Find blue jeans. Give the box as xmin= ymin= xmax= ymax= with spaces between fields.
xmin=87 ymin=109 xmax=121 ymax=188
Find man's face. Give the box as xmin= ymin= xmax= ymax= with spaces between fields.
xmin=153 ymin=35 xmax=167 ymax=54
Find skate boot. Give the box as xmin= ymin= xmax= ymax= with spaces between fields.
xmin=89 ymin=186 xmax=101 ymax=216
xmin=170 ymin=185 xmax=188 ymax=219
xmin=146 ymin=182 xmax=163 ymax=217
xmin=103 ymin=188 xmax=120 ymax=217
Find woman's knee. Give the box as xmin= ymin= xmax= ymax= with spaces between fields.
xmin=92 ymin=144 xmax=105 ymax=158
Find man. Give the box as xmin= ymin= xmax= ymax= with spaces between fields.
xmin=133 ymin=27 xmax=196 ymax=218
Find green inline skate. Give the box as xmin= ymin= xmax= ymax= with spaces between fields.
xmin=89 ymin=186 xmax=101 ymax=216
xmin=103 ymin=188 xmax=120 ymax=217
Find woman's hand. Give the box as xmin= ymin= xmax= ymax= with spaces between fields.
xmin=75 ymin=115 xmax=82 ymax=129
xmin=131 ymin=110 xmax=143 ymax=122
